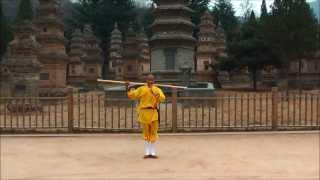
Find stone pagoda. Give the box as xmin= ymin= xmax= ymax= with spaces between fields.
xmin=35 ymin=0 xmax=69 ymax=96
xmin=67 ymin=28 xmax=86 ymax=85
xmin=215 ymin=22 xmax=226 ymax=56
xmin=138 ymin=28 xmax=151 ymax=78
xmin=109 ymin=23 xmax=151 ymax=81
xmin=109 ymin=23 xmax=123 ymax=80
xmin=122 ymin=25 xmax=144 ymax=81
xmin=0 ymin=21 xmax=42 ymax=97
xmin=196 ymin=10 xmax=217 ymax=72
xmin=196 ymin=10 xmax=226 ymax=82
xmin=150 ymin=0 xmax=196 ymax=82
xmin=82 ymin=24 xmax=104 ymax=84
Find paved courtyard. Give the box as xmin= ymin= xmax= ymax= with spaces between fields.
xmin=1 ymin=131 xmax=319 ymax=180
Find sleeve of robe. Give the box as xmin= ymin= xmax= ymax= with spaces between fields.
xmin=127 ymin=87 xmax=142 ymax=100
xmin=156 ymin=87 xmax=166 ymax=103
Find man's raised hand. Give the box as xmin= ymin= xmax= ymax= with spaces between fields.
xmin=154 ymin=93 xmax=160 ymax=99
xmin=125 ymin=81 xmax=130 ymax=91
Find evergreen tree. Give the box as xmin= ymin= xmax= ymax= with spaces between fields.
xmin=189 ymin=0 xmax=210 ymax=25
xmin=134 ymin=4 xmax=154 ymax=38
xmin=72 ymin=0 xmax=136 ymax=78
xmin=226 ymin=11 xmax=280 ymax=90
xmin=63 ymin=0 xmax=80 ymax=41
xmin=317 ymin=23 xmax=320 ymax=50
xmin=74 ymin=0 xmax=136 ymax=42
xmin=0 ymin=0 xmax=13 ymax=60
xmin=260 ymin=0 xmax=268 ymax=19
xmin=16 ymin=0 xmax=34 ymax=23
xmin=265 ymin=0 xmax=318 ymax=89
xmin=0 ymin=0 xmax=5 ymax=59
xmin=188 ymin=0 xmax=210 ymax=37
xmin=240 ymin=0 xmax=253 ymax=20
xmin=212 ymin=0 xmax=239 ymax=41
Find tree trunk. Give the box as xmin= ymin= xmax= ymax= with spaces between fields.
xmin=298 ymin=59 xmax=302 ymax=93
xmin=280 ymin=66 xmax=289 ymax=101
xmin=214 ymin=77 xmax=222 ymax=89
xmin=212 ymin=71 xmax=222 ymax=89
xmin=252 ymin=69 xmax=257 ymax=90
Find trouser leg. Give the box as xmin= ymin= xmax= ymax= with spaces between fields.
xmin=142 ymin=123 xmax=150 ymax=141
xmin=149 ymin=120 xmax=159 ymax=142
xmin=142 ymin=121 xmax=159 ymax=156
xmin=149 ymin=121 xmax=159 ymax=156
xmin=141 ymin=121 xmax=158 ymax=142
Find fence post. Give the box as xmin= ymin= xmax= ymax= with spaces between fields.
xmin=172 ymin=88 xmax=178 ymax=133
xmin=271 ymin=87 xmax=279 ymax=130
xmin=67 ymin=88 xmax=74 ymax=132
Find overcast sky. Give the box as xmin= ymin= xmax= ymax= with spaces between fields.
xmin=210 ymin=0 xmax=274 ymax=16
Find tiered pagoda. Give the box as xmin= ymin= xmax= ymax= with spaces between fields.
xmin=82 ymin=25 xmax=104 ymax=84
xmin=138 ymin=28 xmax=151 ymax=77
xmin=35 ymin=0 xmax=69 ymax=95
xmin=150 ymin=0 xmax=196 ymax=82
xmin=109 ymin=23 xmax=151 ymax=81
xmin=122 ymin=26 xmax=144 ymax=80
xmin=67 ymin=28 xmax=86 ymax=85
xmin=196 ymin=10 xmax=217 ymax=72
xmin=196 ymin=10 xmax=226 ymax=82
xmin=109 ymin=23 xmax=123 ymax=80
xmin=0 ymin=21 xmax=42 ymax=96
xmin=215 ymin=22 xmax=226 ymax=56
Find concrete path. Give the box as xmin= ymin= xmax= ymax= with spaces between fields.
xmin=1 ymin=131 xmax=319 ymax=180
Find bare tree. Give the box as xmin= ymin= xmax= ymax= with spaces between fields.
xmin=240 ymin=0 xmax=253 ymax=19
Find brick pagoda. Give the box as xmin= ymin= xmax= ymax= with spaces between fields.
xmin=35 ymin=0 xmax=69 ymax=96
xmin=67 ymin=28 xmax=86 ymax=85
xmin=0 ymin=21 xmax=42 ymax=96
xmin=150 ymin=0 xmax=196 ymax=82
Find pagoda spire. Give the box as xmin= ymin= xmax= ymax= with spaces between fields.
xmin=109 ymin=22 xmax=123 ymax=79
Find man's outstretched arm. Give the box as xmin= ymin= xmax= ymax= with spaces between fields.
xmin=126 ymin=83 xmax=142 ymax=100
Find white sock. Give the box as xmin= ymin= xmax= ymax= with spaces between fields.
xmin=147 ymin=142 xmax=152 ymax=154
xmin=150 ymin=143 xmax=156 ymax=156
xmin=144 ymin=141 xmax=150 ymax=155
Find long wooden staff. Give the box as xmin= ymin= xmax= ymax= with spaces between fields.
xmin=97 ymin=79 xmax=187 ymax=89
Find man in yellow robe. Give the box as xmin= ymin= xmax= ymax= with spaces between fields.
xmin=126 ymin=74 xmax=165 ymax=158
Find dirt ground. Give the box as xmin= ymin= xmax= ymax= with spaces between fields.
xmin=1 ymin=131 xmax=319 ymax=180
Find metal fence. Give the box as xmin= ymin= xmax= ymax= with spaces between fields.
xmin=0 ymin=96 xmax=68 ymax=132
xmin=0 ymin=88 xmax=319 ymax=133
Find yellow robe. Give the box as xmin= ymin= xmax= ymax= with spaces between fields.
xmin=127 ymin=85 xmax=166 ymax=124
